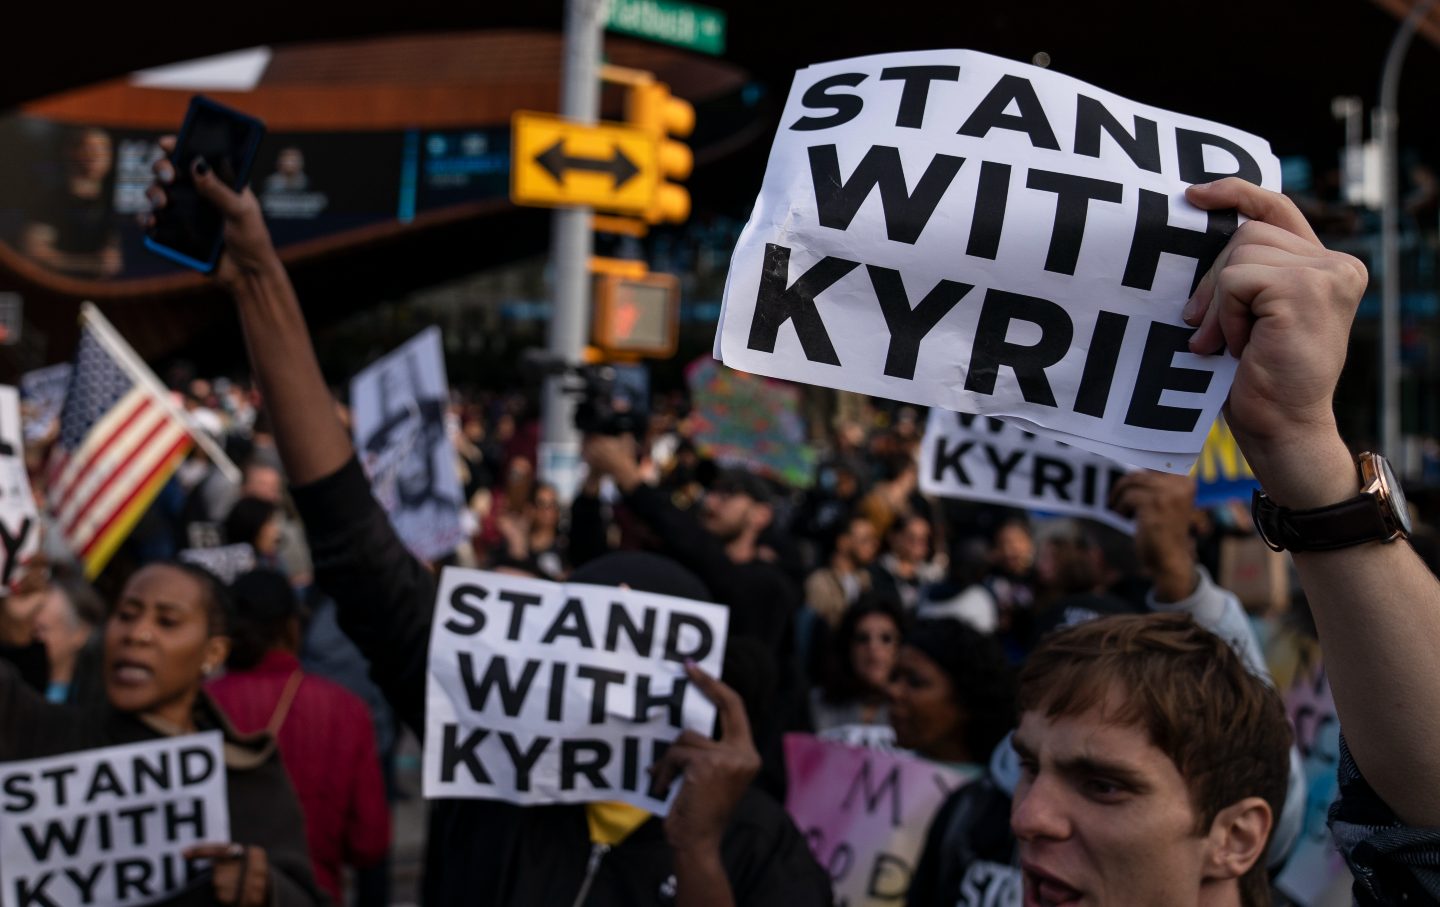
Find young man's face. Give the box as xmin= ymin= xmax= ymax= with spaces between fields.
xmin=1009 ymin=702 xmax=1213 ymax=907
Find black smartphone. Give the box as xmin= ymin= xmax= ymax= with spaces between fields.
xmin=144 ymin=95 xmax=265 ymax=273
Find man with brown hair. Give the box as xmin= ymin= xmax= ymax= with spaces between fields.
xmin=1012 ymin=612 xmax=1291 ymax=907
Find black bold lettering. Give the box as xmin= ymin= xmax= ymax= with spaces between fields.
xmin=114 ymin=859 xmax=154 ymax=899
xmin=622 ymin=736 xmax=640 ymax=792
xmin=540 ymin=598 xmax=595 ymax=648
xmin=576 ymin=666 xmax=626 ymax=724
xmin=132 ymin=751 xmax=171 ymax=797
xmin=63 ymin=864 xmax=103 ymax=903
xmin=498 ymin=590 xmax=542 ymax=641
xmin=746 ymin=244 xmax=856 ymax=366
xmin=0 ymin=518 xmax=33 ymax=587
xmin=164 ymin=798 xmax=206 ymax=841
xmin=499 ymin=732 xmax=549 ymax=792
xmin=1122 ymin=189 xmax=1237 ymax=294
xmin=963 ymin=289 xmax=1074 ymax=407
xmin=790 ymin=73 xmax=868 ymax=131
xmin=1124 ymin=322 xmax=1213 ymax=433
xmin=809 ymin=144 xmax=964 ymax=244
xmin=866 ymin=267 xmax=974 ymax=379
xmin=445 ymin=584 xmax=488 ymax=636
xmin=440 ymin=725 xmax=491 ymax=784
xmin=13 ymin=873 xmax=58 ymax=907
xmin=1074 ymin=311 xmax=1130 ymax=418
xmin=20 ymin=817 xmax=86 ymax=860
xmin=634 ymin=675 xmax=688 ymax=728
xmin=560 ymin=740 xmax=612 ymax=791
xmin=1073 ymin=96 xmax=1161 ymax=173
xmin=3 ymin=773 xmax=35 ymax=812
xmin=1175 ymin=128 xmax=1263 ymax=185
xmin=1031 ymin=456 xmax=1075 ymax=500
xmin=879 ymin=65 xmax=961 ymax=128
xmin=1025 ymin=169 xmax=1124 ymax=275
xmin=983 ymin=446 xmax=1026 ymax=492
xmin=958 ymin=75 xmax=1060 ymax=150
xmin=547 ymin=661 xmax=567 ymax=721
xmin=664 ymin=613 xmax=714 ymax=663
xmin=458 ymin=653 xmax=541 ymax=715
xmin=40 ymin=767 xmax=75 ymax=807
xmin=116 ymin=804 xmax=155 ymax=846
xmin=604 ymin=603 xmax=656 ymax=657
xmin=85 ymin=763 xmax=124 ymax=803
xmin=930 ymin=437 xmax=974 ymax=486
xmin=966 ymin=161 xmax=1011 ymax=260
xmin=178 ymin=746 xmax=215 ymax=786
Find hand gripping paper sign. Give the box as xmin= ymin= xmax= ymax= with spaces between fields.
xmin=715 ymin=50 xmax=1281 ymax=473
xmin=422 ymin=568 xmax=729 ymax=814
xmin=919 ymin=409 xmax=1135 ymax=533
xmin=0 ymin=733 xmax=229 ymax=907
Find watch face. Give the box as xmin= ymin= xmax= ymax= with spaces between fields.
xmin=1378 ymin=456 xmax=1414 ymax=537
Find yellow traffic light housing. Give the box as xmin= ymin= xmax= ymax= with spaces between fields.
xmin=626 ymin=79 xmax=695 ymax=225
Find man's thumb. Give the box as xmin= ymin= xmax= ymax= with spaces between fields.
xmin=190 ymin=158 xmax=244 ymax=218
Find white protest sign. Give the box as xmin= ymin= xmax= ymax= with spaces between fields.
xmin=0 ymin=387 xmax=40 ymax=590
xmin=177 ymin=544 xmax=257 ymax=585
xmin=350 ymin=327 xmax=466 ymax=561
xmin=0 ymin=733 xmax=229 ymax=907
xmin=919 ymin=409 xmax=1135 ymax=533
xmin=20 ymin=365 xmax=72 ymax=445
xmin=423 ymin=568 xmax=729 ymax=814
xmin=716 ymin=50 xmax=1281 ymax=473
xmin=785 ymin=734 xmax=978 ymax=906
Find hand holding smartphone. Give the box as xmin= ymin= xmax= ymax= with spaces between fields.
xmin=144 ymin=95 xmax=265 ymax=273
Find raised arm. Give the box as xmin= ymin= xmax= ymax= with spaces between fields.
xmin=148 ymin=145 xmax=436 ymax=734
xmin=1185 ymin=178 xmax=1440 ymax=828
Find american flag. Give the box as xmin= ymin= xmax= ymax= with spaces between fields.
xmin=48 ymin=318 xmax=193 ymax=578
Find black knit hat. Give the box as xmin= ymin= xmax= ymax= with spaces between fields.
xmin=569 ymin=551 xmax=713 ymax=602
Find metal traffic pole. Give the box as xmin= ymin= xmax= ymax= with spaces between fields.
xmin=1377 ymin=0 xmax=1436 ymax=463
xmin=540 ymin=0 xmax=607 ymax=499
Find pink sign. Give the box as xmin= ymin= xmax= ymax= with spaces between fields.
xmin=785 ymin=733 xmax=978 ymax=905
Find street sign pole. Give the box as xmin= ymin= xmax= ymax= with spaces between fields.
xmin=541 ymin=0 xmax=606 ymax=499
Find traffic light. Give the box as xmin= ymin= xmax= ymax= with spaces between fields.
xmin=592 ymin=270 xmax=680 ymax=358
xmin=626 ymin=79 xmax=694 ymax=225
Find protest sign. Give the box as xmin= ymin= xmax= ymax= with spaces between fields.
xmin=686 ymin=357 xmax=816 ymax=488
xmin=785 ymin=733 xmax=978 ymax=906
xmin=423 ymin=568 xmax=729 ymax=813
xmin=350 ymin=327 xmax=466 ymax=561
xmin=715 ymin=49 xmax=1280 ymax=473
xmin=0 ymin=387 xmax=40 ymax=590
xmin=0 ymin=733 xmax=229 ymax=907
xmin=1275 ymin=660 xmax=1348 ymax=905
xmin=177 ymin=544 xmax=257 ymax=585
xmin=919 ymin=409 xmax=1134 ymax=533
xmin=20 ymin=365 xmax=72 ymax=445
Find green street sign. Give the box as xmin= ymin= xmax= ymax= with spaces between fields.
xmin=606 ymin=0 xmax=727 ymax=56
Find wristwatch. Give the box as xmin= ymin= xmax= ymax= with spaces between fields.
xmin=1252 ymin=452 xmax=1412 ymax=552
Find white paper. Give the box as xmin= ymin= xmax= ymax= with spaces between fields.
xmin=0 ymin=387 xmax=40 ymax=590
xmin=0 ymin=733 xmax=229 ymax=907
xmin=717 ymin=50 xmax=1280 ymax=471
xmin=423 ymin=568 xmax=729 ymax=814
xmin=177 ymin=544 xmax=257 ymax=585
xmin=919 ymin=409 xmax=1135 ymax=533
xmin=350 ymin=327 xmax=466 ymax=562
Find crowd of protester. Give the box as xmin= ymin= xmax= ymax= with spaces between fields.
xmin=0 ymin=150 xmax=1437 ymax=907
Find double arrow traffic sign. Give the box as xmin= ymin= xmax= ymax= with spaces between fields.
xmin=511 ymin=111 xmax=658 ymax=215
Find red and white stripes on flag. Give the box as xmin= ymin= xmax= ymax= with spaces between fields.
xmin=47 ymin=305 xmax=202 ymax=578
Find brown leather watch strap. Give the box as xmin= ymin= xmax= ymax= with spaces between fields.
xmin=1253 ymin=490 xmax=1394 ymax=552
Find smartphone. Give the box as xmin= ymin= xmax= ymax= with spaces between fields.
xmin=144 ymin=96 xmax=265 ymax=273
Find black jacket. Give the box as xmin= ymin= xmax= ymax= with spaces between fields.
xmin=291 ymin=457 xmax=831 ymax=906
xmin=0 ymin=650 xmax=326 ymax=906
